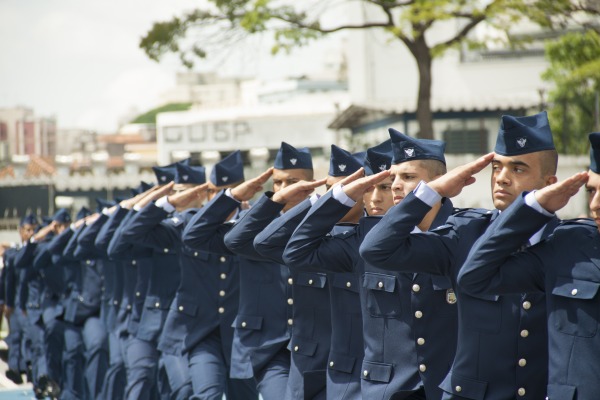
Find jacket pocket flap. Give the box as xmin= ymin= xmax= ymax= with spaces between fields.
xmin=439 ymin=371 xmax=488 ymax=400
xmin=332 ymin=273 xmax=359 ymax=293
xmin=232 ymin=315 xmax=263 ymax=330
xmin=291 ymin=336 xmax=318 ymax=356
xmin=296 ymin=272 xmax=327 ymax=289
xmin=182 ymin=246 xmax=210 ymax=261
xmin=361 ymin=360 xmax=392 ymax=383
xmin=174 ymin=298 xmax=199 ymax=316
xmin=328 ymin=351 xmax=356 ymax=374
xmin=144 ymin=295 xmax=170 ymax=310
xmin=363 ymin=273 xmax=396 ymax=293
xmin=552 ymin=277 xmax=600 ymax=300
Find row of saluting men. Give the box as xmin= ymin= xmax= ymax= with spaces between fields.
xmin=1 ymin=110 xmax=599 ymax=400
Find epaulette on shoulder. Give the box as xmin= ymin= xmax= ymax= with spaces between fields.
xmin=452 ymin=207 xmax=494 ymax=219
xmin=558 ymin=217 xmax=596 ymax=228
xmin=329 ymin=229 xmax=358 ymax=239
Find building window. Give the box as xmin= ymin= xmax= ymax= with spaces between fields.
xmin=443 ymin=129 xmax=488 ymax=154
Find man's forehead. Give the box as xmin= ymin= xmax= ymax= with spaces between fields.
xmin=272 ymin=168 xmax=310 ymax=180
xmin=390 ymin=160 xmax=426 ymax=173
xmin=492 ymin=152 xmax=539 ymax=165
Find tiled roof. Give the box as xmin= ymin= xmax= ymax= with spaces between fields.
xmin=0 ymin=155 xmax=56 ymax=179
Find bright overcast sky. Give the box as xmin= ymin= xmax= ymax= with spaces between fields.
xmin=0 ymin=0 xmax=344 ymax=133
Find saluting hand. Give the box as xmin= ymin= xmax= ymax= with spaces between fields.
xmin=73 ymin=217 xmax=86 ymax=230
xmin=168 ymin=183 xmax=209 ymax=209
xmin=342 ymin=169 xmax=390 ymax=202
xmin=535 ymin=171 xmax=589 ymax=213
xmin=85 ymin=213 xmax=101 ymax=225
xmin=428 ymin=153 xmax=495 ymax=198
xmin=121 ymin=184 xmax=163 ymax=210
xmin=230 ymin=168 xmax=274 ymax=202
xmin=271 ymin=178 xmax=327 ymax=205
xmin=134 ymin=182 xmax=175 ymax=209
xmin=32 ymin=222 xmax=56 ymax=242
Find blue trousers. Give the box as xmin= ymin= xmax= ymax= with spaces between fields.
xmin=100 ymin=331 xmax=126 ymax=400
xmin=61 ymin=317 xmax=108 ymax=400
xmin=43 ymin=317 xmax=64 ymax=386
xmin=188 ymin=330 xmax=258 ymax=400
xmin=254 ymin=346 xmax=290 ymax=400
xmin=125 ymin=337 xmax=159 ymax=400
xmin=82 ymin=316 xmax=108 ymax=399
xmin=6 ymin=310 xmax=30 ymax=373
xmin=61 ymin=323 xmax=85 ymax=400
xmin=25 ymin=319 xmax=48 ymax=387
xmin=159 ymin=353 xmax=192 ymax=400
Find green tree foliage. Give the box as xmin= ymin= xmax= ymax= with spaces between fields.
xmin=543 ymin=29 xmax=600 ymax=154
xmin=130 ymin=103 xmax=192 ymax=124
xmin=140 ymin=0 xmax=599 ymax=139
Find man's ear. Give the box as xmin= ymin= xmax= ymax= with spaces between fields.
xmin=545 ymin=175 xmax=558 ymax=186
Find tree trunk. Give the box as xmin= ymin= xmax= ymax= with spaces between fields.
xmin=412 ymin=39 xmax=434 ymax=139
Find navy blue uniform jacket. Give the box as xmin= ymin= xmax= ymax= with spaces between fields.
xmin=458 ymin=194 xmax=600 ymax=400
xmin=183 ymin=191 xmax=291 ymax=379
xmin=360 ymin=191 xmax=555 ymax=400
xmin=284 ymin=190 xmax=458 ymax=400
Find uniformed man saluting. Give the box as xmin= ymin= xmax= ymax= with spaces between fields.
xmin=183 ymin=142 xmax=314 ymax=400
xmin=283 ymin=131 xmax=457 ymax=400
xmin=360 ymin=111 xmax=559 ymax=399
xmin=458 ymin=133 xmax=599 ymax=400
xmin=252 ymin=144 xmax=365 ymax=400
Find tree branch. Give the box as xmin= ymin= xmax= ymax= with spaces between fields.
xmin=271 ymin=16 xmax=392 ymax=33
xmin=430 ymin=0 xmax=505 ymax=53
xmin=364 ymin=0 xmax=415 ymax=8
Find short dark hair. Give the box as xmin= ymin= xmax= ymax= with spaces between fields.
xmin=300 ymin=169 xmax=314 ymax=181
xmin=538 ymin=149 xmax=558 ymax=177
xmin=419 ymin=159 xmax=447 ymax=179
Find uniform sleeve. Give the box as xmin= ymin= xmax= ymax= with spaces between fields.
xmin=224 ymin=193 xmax=285 ymax=261
xmin=253 ymin=198 xmax=312 ymax=264
xmin=107 ymin=210 xmax=136 ymax=258
xmin=63 ymin=225 xmax=86 ymax=261
xmin=47 ymin=227 xmax=74 ymax=266
xmin=115 ymin=203 xmax=180 ymax=252
xmin=33 ymin=243 xmax=52 ymax=270
xmin=359 ymin=191 xmax=455 ymax=276
xmin=95 ymin=206 xmax=129 ymax=255
xmin=1 ymin=251 xmax=15 ymax=307
xmin=74 ymin=214 xmax=108 ymax=259
xmin=458 ymin=194 xmax=549 ymax=295
xmin=32 ymin=241 xmax=64 ymax=295
xmin=182 ymin=191 xmax=238 ymax=255
xmin=283 ymin=191 xmax=356 ymax=273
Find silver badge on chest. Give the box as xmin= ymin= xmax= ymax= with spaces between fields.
xmin=446 ymin=289 xmax=457 ymax=304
